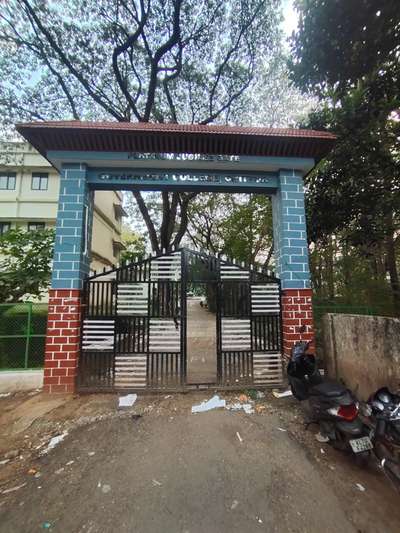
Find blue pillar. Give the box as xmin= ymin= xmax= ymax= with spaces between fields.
xmin=52 ymin=163 xmax=93 ymax=289
xmin=272 ymin=169 xmax=311 ymax=290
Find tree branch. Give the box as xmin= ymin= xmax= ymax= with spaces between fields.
xmin=143 ymin=0 xmax=182 ymax=121
xmin=19 ymin=0 xmax=126 ymax=121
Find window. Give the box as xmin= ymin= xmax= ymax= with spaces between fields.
xmin=0 ymin=173 xmax=16 ymax=190
xmin=0 ymin=222 xmax=11 ymax=235
xmin=31 ymin=173 xmax=48 ymax=191
xmin=28 ymin=222 xmax=45 ymax=231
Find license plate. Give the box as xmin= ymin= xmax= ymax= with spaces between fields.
xmin=349 ymin=436 xmax=373 ymax=453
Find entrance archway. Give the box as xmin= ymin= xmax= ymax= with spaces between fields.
xmin=16 ymin=121 xmax=336 ymax=393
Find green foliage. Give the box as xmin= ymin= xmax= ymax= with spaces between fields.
xmin=120 ymin=227 xmax=146 ymax=263
xmin=290 ymin=0 xmax=400 ymax=96
xmin=291 ymin=0 xmax=400 ymax=314
xmin=221 ymin=195 xmax=273 ymax=265
xmin=0 ymin=228 xmax=55 ymax=302
xmin=187 ymin=193 xmax=274 ymax=266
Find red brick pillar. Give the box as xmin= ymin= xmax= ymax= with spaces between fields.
xmin=44 ymin=289 xmax=82 ymax=393
xmin=281 ymin=288 xmax=314 ymax=356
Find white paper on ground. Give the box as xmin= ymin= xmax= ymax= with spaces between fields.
xmin=41 ymin=432 xmax=68 ymax=455
xmin=272 ymin=389 xmax=293 ymax=398
xmin=226 ymin=402 xmax=254 ymax=414
xmin=118 ymin=393 xmax=137 ymax=408
xmin=191 ymin=395 xmax=226 ymax=413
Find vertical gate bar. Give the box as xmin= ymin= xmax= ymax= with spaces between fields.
xmin=180 ymin=249 xmax=187 ymax=386
xmin=249 ymin=278 xmax=254 ymax=385
xmin=146 ymin=274 xmax=151 ymax=389
xmin=24 ymin=302 xmax=32 ymax=369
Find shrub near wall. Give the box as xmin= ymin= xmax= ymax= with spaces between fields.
xmin=0 ymin=303 xmax=47 ymax=369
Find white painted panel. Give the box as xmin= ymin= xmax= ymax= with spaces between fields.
xmin=82 ymin=319 xmax=115 ymax=351
xmin=221 ymin=318 xmax=251 ymax=350
xmin=115 ymin=355 xmax=147 ymax=388
xmin=251 ymin=284 xmax=280 ymax=314
xmin=149 ymin=318 xmax=180 ymax=352
xmin=253 ymin=352 xmax=282 ymax=384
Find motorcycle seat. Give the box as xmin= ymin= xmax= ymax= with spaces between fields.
xmin=309 ymin=380 xmax=347 ymax=397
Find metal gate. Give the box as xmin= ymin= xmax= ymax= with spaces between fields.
xmin=77 ymin=248 xmax=282 ymax=391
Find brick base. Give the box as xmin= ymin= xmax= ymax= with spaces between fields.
xmin=44 ymin=289 xmax=81 ymax=393
xmin=281 ymin=288 xmax=314 ymax=356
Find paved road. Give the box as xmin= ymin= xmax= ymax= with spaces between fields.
xmin=187 ymin=297 xmax=217 ymax=383
xmin=0 ymin=402 xmax=358 ymax=533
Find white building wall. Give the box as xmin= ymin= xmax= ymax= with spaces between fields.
xmin=0 ymin=142 xmax=125 ymax=272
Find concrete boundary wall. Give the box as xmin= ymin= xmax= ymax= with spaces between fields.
xmin=0 ymin=370 xmax=43 ymax=393
xmin=322 ymin=314 xmax=400 ymax=401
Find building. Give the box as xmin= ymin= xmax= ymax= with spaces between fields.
xmin=0 ymin=141 xmax=125 ymax=273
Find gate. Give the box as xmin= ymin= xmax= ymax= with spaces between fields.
xmin=217 ymin=259 xmax=282 ymax=387
xmin=77 ymin=248 xmax=282 ymax=391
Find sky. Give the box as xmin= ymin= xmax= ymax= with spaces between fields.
xmin=281 ymin=0 xmax=299 ymax=38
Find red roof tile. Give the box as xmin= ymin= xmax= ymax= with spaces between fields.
xmin=16 ymin=120 xmax=336 ymax=161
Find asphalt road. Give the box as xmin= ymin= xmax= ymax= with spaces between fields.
xmin=0 ymin=404 xmax=359 ymax=533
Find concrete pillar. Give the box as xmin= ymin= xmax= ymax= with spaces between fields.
xmin=44 ymin=164 xmax=93 ymax=393
xmin=272 ymin=169 xmax=314 ymax=355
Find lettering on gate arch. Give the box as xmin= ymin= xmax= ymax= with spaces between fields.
xmin=96 ymin=172 xmax=275 ymax=186
xmin=126 ymin=152 xmax=241 ymax=162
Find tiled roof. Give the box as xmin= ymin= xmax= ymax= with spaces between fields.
xmin=16 ymin=120 xmax=336 ymax=161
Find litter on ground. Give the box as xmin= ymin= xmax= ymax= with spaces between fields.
xmin=118 ymin=393 xmax=137 ymax=408
xmin=236 ymin=432 xmax=243 ymax=443
xmin=356 ymin=483 xmax=366 ymax=492
xmin=272 ymin=389 xmax=293 ymax=398
xmin=1 ymin=483 xmax=27 ymax=494
xmin=41 ymin=432 xmax=68 ymax=455
xmin=191 ymin=395 xmax=226 ymax=413
xmin=315 ymin=432 xmax=330 ymax=443
xmin=226 ymin=402 xmax=254 ymax=414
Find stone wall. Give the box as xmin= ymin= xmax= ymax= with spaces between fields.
xmin=322 ymin=313 xmax=400 ymax=400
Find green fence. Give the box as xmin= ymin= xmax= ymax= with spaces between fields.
xmin=0 ymin=303 xmax=48 ymax=370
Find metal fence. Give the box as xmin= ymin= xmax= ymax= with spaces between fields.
xmin=0 ymin=303 xmax=47 ymax=370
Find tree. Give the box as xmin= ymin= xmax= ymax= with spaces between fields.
xmin=220 ymin=194 xmax=273 ymax=265
xmin=0 ymin=0 xmax=313 ymax=253
xmin=185 ymin=192 xmax=273 ymax=265
xmin=0 ymin=0 xmax=281 ymax=126
xmin=290 ymin=0 xmax=400 ymax=312
xmin=290 ymin=0 xmax=400 ymax=97
xmin=0 ymin=228 xmax=55 ymax=302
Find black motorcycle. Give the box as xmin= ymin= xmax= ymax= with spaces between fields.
xmin=287 ymin=340 xmax=372 ymax=459
xmin=361 ymin=387 xmax=400 ymax=491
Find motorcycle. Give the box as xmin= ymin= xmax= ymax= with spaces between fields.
xmin=361 ymin=387 xmax=400 ymax=491
xmin=287 ymin=339 xmax=372 ymax=460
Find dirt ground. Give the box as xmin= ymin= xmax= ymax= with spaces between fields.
xmin=0 ymin=390 xmax=399 ymax=533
